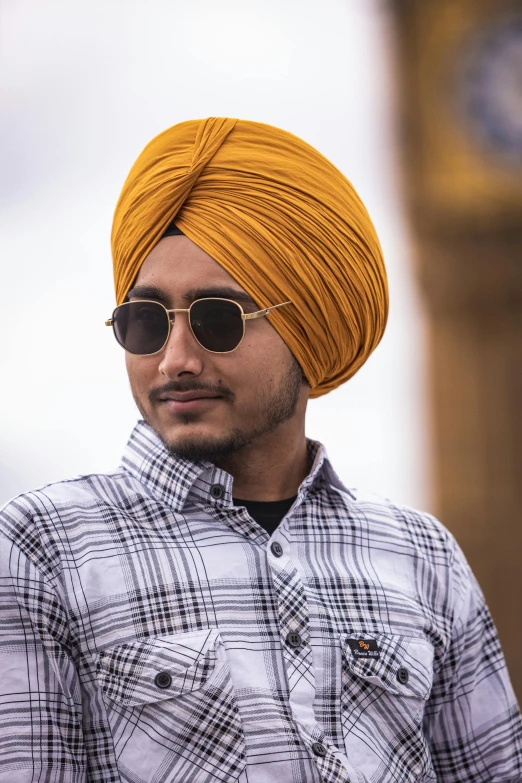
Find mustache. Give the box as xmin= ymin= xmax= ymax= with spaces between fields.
xmin=148 ymin=380 xmax=235 ymax=404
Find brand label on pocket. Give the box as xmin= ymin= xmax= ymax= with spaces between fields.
xmin=347 ymin=638 xmax=380 ymax=659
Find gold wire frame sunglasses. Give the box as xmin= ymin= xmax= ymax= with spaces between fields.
xmin=105 ymin=297 xmax=292 ymax=355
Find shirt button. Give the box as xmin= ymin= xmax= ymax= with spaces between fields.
xmin=397 ymin=667 xmax=409 ymax=685
xmin=270 ymin=541 xmax=283 ymax=557
xmin=210 ymin=484 xmax=224 ymax=499
xmin=311 ymin=742 xmax=327 ymax=757
xmin=154 ymin=671 xmax=172 ymax=689
xmin=286 ymin=631 xmax=302 ymax=648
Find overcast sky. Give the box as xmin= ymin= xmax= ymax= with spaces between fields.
xmin=0 ymin=0 xmax=432 ymax=510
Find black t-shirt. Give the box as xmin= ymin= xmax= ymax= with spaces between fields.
xmin=232 ymin=495 xmax=297 ymax=536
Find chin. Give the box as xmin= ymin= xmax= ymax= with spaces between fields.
xmin=160 ymin=423 xmax=254 ymax=464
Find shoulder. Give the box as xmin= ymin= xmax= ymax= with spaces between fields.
xmin=328 ymin=482 xmax=462 ymax=576
xmin=0 ymin=469 xmax=143 ymax=576
xmin=0 ymin=468 xmax=137 ymax=517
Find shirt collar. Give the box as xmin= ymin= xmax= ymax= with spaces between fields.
xmin=121 ymin=420 xmax=349 ymax=513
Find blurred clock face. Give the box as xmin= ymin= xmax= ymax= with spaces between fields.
xmin=456 ymin=13 xmax=522 ymax=166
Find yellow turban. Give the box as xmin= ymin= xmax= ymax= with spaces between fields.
xmin=111 ymin=117 xmax=388 ymax=398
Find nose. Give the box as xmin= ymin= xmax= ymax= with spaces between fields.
xmin=157 ymin=311 xmax=205 ymax=379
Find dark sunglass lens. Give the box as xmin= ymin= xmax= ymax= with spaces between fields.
xmin=112 ymin=301 xmax=169 ymax=354
xmin=190 ymin=299 xmax=244 ymax=352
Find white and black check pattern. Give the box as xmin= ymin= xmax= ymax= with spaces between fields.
xmin=0 ymin=420 xmax=521 ymax=782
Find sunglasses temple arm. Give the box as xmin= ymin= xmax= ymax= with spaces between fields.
xmin=243 ymin=301 xmax=292 ymax=321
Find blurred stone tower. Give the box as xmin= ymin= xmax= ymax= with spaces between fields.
xmin=392 ymin=0 xmax=522 ymax=700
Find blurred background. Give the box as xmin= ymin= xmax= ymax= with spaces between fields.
xmin=1 ymin=0 xmax=521 ymax=698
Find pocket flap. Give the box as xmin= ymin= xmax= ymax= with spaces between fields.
xmin=342 ymin=633 xmax=434 ymax=700
xmin=96 ymin=628 xmax=219 ymax=707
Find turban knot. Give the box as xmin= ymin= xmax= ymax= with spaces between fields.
xmin=111 ymin=117 xmax=388 ymax=398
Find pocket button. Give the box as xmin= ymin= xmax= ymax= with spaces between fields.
xmin=154 ymin=671 xmax=172 ymax=689
xmin=311 ymin=742 xmax=327 ymax=757
xmin=396 ymin=667 xmax=409 ymax=685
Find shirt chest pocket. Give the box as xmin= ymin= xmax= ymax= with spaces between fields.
xmin=340 ymin=632 xmax=434 ymax=781
xmin=95 ymin=628 xmax=246 ymax=783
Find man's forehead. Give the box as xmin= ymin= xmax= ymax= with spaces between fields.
xmin=130 ymin=235 xmax=257 ymax=306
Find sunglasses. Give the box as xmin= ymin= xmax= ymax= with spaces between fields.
xmin=105 ymin=297 xmax=292 ymax=355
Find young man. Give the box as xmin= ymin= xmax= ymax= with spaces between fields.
xmin=0 ymin=118 xmax=520 ymax=783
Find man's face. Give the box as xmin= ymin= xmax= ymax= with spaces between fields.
xmin=125 ymin=236 xmax=309 ymax=463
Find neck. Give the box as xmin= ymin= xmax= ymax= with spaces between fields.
xmin=216 ymin=420 xmax=310 ymax=502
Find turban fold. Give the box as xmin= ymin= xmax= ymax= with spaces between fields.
xmin=111 ymin=118 xmax=388 ymax=398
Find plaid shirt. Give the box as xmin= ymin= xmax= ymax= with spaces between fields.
xmin=0 ymin=421 xmax=521 ymax=783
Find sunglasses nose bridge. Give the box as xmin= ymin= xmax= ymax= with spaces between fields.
xmin=161 ymin=307 xmax=199 ymax=354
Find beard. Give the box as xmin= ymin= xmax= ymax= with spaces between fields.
xmin=147 ymin=355 xmax=304 ymax=465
